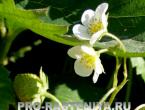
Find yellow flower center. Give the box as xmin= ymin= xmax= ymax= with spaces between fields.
xmin=89 ymin=21 xmax=103 ymax=35
xmin=81 ymin=53 xmax=96 ymax=69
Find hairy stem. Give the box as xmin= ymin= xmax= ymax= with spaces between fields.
xmin=125 ymin=59 xmax=133 ymax=104
xmin=0 ymin=28 xmax=23 ymax=65
xmin=98 ymin=48 xmax=108 ymax=54
xmin=109 ymin=57 xmax=128 ymax=105
xmin=0 ymin=34 xmax=14 ymax=65
xmin=104 ymin=32 xmax=126 ymax=53
xmin=96 ymin=87 xmax=116 ymax=110
xmin=1 ymin=0 xmax=15 ymax=8
xmin=113 ymin=57 xmax=122 ymax=87
xmin=42 ymin=92 xmax=63 ymax=110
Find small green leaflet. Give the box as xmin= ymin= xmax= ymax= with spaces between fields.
xmin=130 ymin=57 xmax=145 ymax=82
xmin=0 ymin=66 xmax=15 ymax=110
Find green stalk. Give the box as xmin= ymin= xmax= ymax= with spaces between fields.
xmin=109 ymin=80 xmax=127 ymax=105
xmin=113 ymin=57 xmax=121 ymax=87
xmin=106 ymin=57 xmax=121 ymax=91
xmin=1 ymin=0 xmax=15 ymax=8
xmin=125 ymin=59 xmax=133 ymax=104
xmin=98 ymin=48 xmax=108 ymax=54
xmin=0 ymin=34 xmax=14 ymax=65
xmin=104 ymin=32 xmax=126 ymax=53
xmin=109 ymin=57 xmax=128 ymax=105
xmin=95 ymin=57 xmax=121 ymax=109
xmin=42 ymin=92 xmax=63 ymax=110
xmin=0 ymin=28 xmax=24 ymax=65
xmin=123 ymin=58 xmax=128 ymax=79
xmin=101 ymin=32 xmax=128 ymax=105
xmin=96 ymin=87 xmax=116 ymax=110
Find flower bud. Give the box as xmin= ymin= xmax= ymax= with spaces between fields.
xmin=13 ymin=73 xmax=46 ymax=103
xmin=13 ymin=67 xmax=48 ymax=104
xmin=13 ymin=68 xmax=63 ymax=109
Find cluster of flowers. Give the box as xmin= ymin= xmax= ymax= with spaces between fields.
xmin=67 ymin=3 xmax=109 ymax=83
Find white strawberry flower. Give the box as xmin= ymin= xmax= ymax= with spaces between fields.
xmin=67 ymin=45 xmax=105 ymax=83
xmin=73 ymin=3 xmax=108 ymax=45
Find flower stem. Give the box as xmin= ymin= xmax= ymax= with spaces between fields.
xmin=42 ymin=92 xmax=63 ymax=110
xmin=0 ymin=20 xmax=25 ymax=65
xmin=123 ymin=57 xmax=128 ymax=80
xmin=113 ymin=57 xmax=121 ymax=87
xmin=125 ymin=59 xmax=133 ymax=103
xmin=98 ymin=49 xmax=108 ymax=54
xmin=1 ymin=0 xmax=15 ymax=8
xmin=109 ymin=57 xmax=128 ymax=105
xmin=0 ymin=28 xmax=23 ymax=65
xmin=109 ymin=80 xmax=127 ymax=105
xmin=101 ymin=32 xmax=127 ymax=106
xmin=96 ymin=87 xmax=116 ymax=110
xmin=0 ymin=34 xmax=15 ymax=65
xmin=106 ymin=57 xmax=121 ymax=105
xmin=104 ymin=32 xmax=126 ymax=52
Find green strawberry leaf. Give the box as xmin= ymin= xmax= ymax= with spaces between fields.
xmin=54 ymin=84 xmax=83 ymax=102
xmin=2 ymin=0 xmax=145 ymax=57
xmin=130 ymin=57 xmax=145 ymax=82
xmin=0 ymin=1 xmax=69 ymax=43
xmin=54 ymin=83 xmax=105 ymax=102
xmin=0 ymin=66 xmax=15 ymax=110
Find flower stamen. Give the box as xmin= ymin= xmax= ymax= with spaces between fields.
xmin=80 ymin=53 xmax=96 ymax=69
xmin=88 ymin=21 xmax=103 ymax=35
